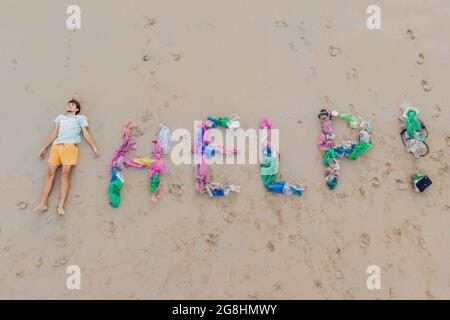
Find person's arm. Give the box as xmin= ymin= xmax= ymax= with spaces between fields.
xmin=82 ymin=127 xmax=100 ymax=157
xmin=39 ymin=123 xmax=59 ymax=159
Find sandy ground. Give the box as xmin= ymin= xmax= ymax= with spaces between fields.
xmin=1 ymin=0 xmax=450 ymax=299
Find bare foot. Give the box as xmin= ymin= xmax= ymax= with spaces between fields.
xmin=28 ymin=204 xmax=48 ymax=213
xmin=57 ymin=207 xmax=65 ymax=216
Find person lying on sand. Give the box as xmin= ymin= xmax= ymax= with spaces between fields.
xmin=29 ymin=99 xmax=100 ymax=215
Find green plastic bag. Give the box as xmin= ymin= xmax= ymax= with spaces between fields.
xmin=348 ymin=141 xmax=372 ymax=160
xmin=260 ymin=155 xmax=279 ymax=187
xmin=322 ymin=148 xmax=337 ymax=166
xmin=411 ymin=171 xmax=424 ymax=182
xmin=338 ymin=114 xmax=360 ymax=128
xmin=261 ymin=174 xmax=277 ymax=187
xmin=108 ymin=179 xmax=123 ymax=208
xmin=210 ymin=117 xmax=230 ymax=128
xmin=149 ymin=173 xmax=160 ymax=193
xmin=405 ymin=110 xmax=422 ymax=137
xmin=260 ymin=155 xmax=279 ymax=176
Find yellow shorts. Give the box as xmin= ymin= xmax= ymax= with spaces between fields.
xmin=48 ymin=144 xmax=79 ymax=166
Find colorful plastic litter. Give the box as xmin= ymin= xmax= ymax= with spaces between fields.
xmin=259 ymin=118 xmax=306 ymax=197
xmin=317 ymin=109 xmax=373 ymax=190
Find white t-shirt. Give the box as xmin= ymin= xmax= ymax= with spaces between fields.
xmin=53 ymin=114 xmax=89 ymax=144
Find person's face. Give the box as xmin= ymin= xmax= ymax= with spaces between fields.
xmin=67 ymin=102 xmax=78 ymax=114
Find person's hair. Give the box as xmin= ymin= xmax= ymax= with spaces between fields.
xmin=68 ymin=98 xmax=81 ymax=115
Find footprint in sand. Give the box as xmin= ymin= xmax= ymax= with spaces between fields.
xmin=267 ymin=241 xmax=275 ymax=253
xmin=288 ymin=42 xmax=297 ymax=52
xmin=389 ymin=288 xmax=396 ymax=298
xmin=346 ymin=68 xmax=358 ymax=81
xmin=430 ymin=149 xmax=443 ymax=161
xmin=144 ymin=17 xmax=156 ymax=28
xmin=80 ymin=64 xmax=87 ymax=73
xmin=141 ymin=110 xmax=153 ymax=123
xmin=53 ymin=256 xmax=68 ymax=268
xmin=254 ymin=219 xmax=261 ymax=231
xmin=438 ymin=162 xmax=450 ymax=176
xmin=432 ymin=105 xmax=441 ymax=120
xmin=72 ymin=194 xmax=84 ymax=205
xmin=288 ymin=234 xmax=297 ymax=243
xmin=36 ymin=257 xmax=44 ymax=268
xmin=396 ymin=179 xmax=410 ymax=191
xmin=416 ymin=53 xmax=425 ymax=65
xmin=352 ymin=68 xmax=359 ymax=79
xmin=406 ymin=28 xmax=416 ymax=40
xmin=358 ymin=186 xmax=366 ymax=197
xmin=421 ymin=80 xmax=432 ymax=92
xmin=302 ymin=38 xmax=311 ymax=51
xmin=24 ymin=85 xmax=35 ymax=94
xmin=142 ymin=54 xmax=152 ymax=62
xmin=168 ymin=184 xmax=184 ymax=197
xmin=171 ymin=53 xmax=181 ymax=61
xmin=203 ymin=233 xmax=219 ymax=247
xmin=359 ymin=233 xmax=371 ymax=249
xmin=275 ymin=21 xmax=288 ymax=28
xmin=52 ymin=235 xmax=67 ymax=248
xmin=334 ymin=269 xmax=344 ymax=279
xmin=425 ymin=200 xmax=436 ymax=208
xmin=391 ymin=227 xmax=402 ymax=241
xmin=329 ymin=46 xmax=342 ymax=57
xmin=344 ymin=290 xmax=355 ymax=299
xmin=336 ymin=192 xmax=348 ymax=199
xmin=418 ymin=237 xmax=427 ymax=251
xmin=16 ymin=201 xmax=28 ymax=211
xmin=445 ymin=135 xmax=450 ymax=147
xmin=64 ymin=56 xmax=71 ymax=69
xmin=98 ymin=221 xmax=116 ymax=238
xmin=325 ymin=19 xmax=333 ymax=29
xmin=297 ymin=22 xmax=305 ymax=36
xmin=273 ymin=282 xmax=283 ymax=291
xmin=383 ymin=162 xmax=393 ymax=176
xmin=370 ymin=177 xmax=381 ymax=188
xmin=426 ymin=290 xmax=435 ymax=300
xmin=313 ymin=278 xmax=323 ymax=289
xmin=222 ymin=210 xmax=237 ymax=224
xmin=130 ymin=63 xmax=139 ymax=71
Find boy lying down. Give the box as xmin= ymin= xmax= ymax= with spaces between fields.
xmin=29 ymin=99 xmax=100 ymax=216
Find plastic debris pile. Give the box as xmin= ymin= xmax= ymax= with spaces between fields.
xmin=400 ymin=100 xmax=429 ymax=158
xmin=411 ymin=172 xmax=432 ymax=193
xmin=259 ymin=118 xmax=306 ymax=196
xmin=108 ymin=121 xmax=137 ymax=208
xmin=399 ymin=101 xmax=432 ymax=193
xmin=194 ymin=115 xmax=240 ymax=198
xmin=108 ymin=122 xmax=170 ymax=207
xmin=317 ymin=109 xmax=373 ymax=190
